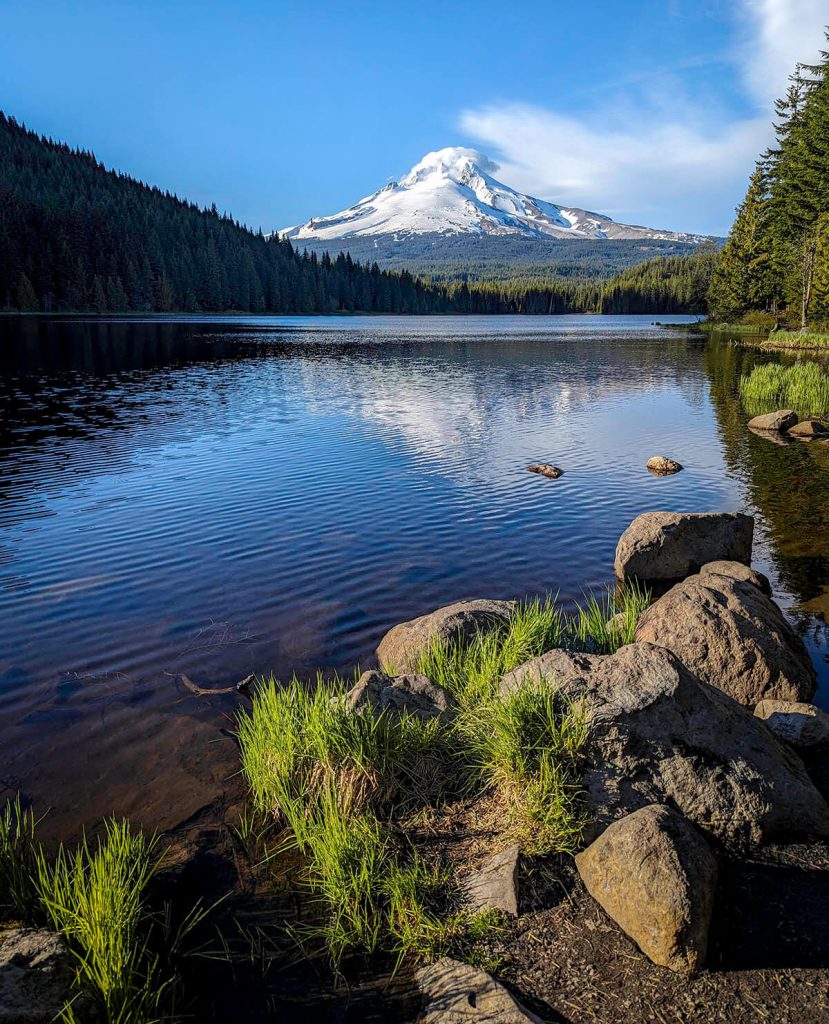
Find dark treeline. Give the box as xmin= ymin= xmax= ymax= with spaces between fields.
xmin=1 ymin=111 xmax=712 ymax=316
xmin=0 ymin=113 xmax=461 ymax=315
xmin=443 ymin=250 xmax=717 ymax=314
xmin=709 ymin=34 xmax=829 ymax=327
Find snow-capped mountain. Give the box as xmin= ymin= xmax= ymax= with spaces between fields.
xmin=279 ymin=147 xmax=705 ymax=244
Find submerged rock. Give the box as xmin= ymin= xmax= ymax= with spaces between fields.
xmin=755 ymin=699 xmax=829 ymax=748
xmin=614 ymin=511 xmax=753 ymax=586
xmin=634 ymin=572 xmax=816 ymax=705
xmin=462 ymin=845 xmax=520 ymax=917
xmin=0 ymin=927 xmax=75 ymax=1024
xmin=699 ymin=559 xmax=772 ymax=597
xmin=646 ymin=455 xmax=683 ymax=475
xmin=376 ymin=599 xmax=514 ymax=673
xmin=747 ymin=409 xmax=799 ymax=432
xmin=788 ymin=418 xmax=829 ymax=438
xmin=344 ymin=669 xmax=452 ymax=720
xmin=500 ymin=642 xmax=829 ymax=848
xmin=527 ymin=463 xmax=563 ymax=479
xmin=416 ymin=958 xmax=543 ymax=1023
xmin=576 ymin=804 xmax=718 ymax=973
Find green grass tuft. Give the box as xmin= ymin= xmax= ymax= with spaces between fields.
xmin=0 ymin=794 xmax=42 ymax=920
xmin=739 ymin=360 xmax=829 ymax=417
xmin=35 ymin=819 xmax=165 ymax=1023
xmin=467 ymin=683 xmax=589 ymax=855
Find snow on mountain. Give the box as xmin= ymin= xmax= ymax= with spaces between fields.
xmin=279 ymin=147 xmax=706 ymax=244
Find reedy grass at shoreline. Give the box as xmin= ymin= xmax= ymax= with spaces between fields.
xmin=237 ymin=586 xmax=649 ymax=968
xmin=739 ymin=361 xmax=829 ymax=418
xmin=1 ymin=803 xmax=211 ymax=1024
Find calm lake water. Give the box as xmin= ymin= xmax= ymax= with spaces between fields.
xmin=2 ymin=314 xmax=828 ymax=837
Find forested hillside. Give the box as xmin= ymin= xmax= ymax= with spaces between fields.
xmin=708 ymin=36 xmax=829 ymax=327
xmin=0 ymin=113 xmax=458 ymax=315
xmin=299 ymin=233 xmax=704 ymax=282
xmin=0 ymin=111 xmax=713 ymax=316
xmin=444 ymin=250 xmax=717 ymax=314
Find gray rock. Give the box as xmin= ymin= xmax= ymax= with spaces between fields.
xmin=646 ymin=455 xmax=683 ymax=475
xmin=0 ymin=927 xmax=75 ymax=1024
xmin=416 ymin=958 xmax=543 ymax=1023
xmin=614 ymin=511 xmax=753 ymax=585
xmin=788 ymin=418 xmax=829 ymax=438
xmin=462 ymin=845 xmax=520 ymax=917
xmin=747 ymin=409 xmax=799 ymax=431
xmin=634 ymin=572 xmax=816 ymax=706
xmin=575 ymin=805 xmax=718 ymax=973
xmin=500 ymin=642 xmax=829 ymax=848
xmin=344 ymin=669 xmax=452 ymax=720
xmin=377 ymin=599 xmax=515 ymax=673
xmin=755 ymin=699 xmax=829 ymax=748
xmin=699 ymin=559 xmax=772 ymax=597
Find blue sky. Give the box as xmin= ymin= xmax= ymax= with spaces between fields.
xmin=1 ymin=0 xmax=827 ymax=235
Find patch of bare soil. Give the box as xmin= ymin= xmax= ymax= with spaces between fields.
xmin=162 ymin=762 xmax=829 ymax=1022
xmin=494 ymin=840 xmax=829 ymax=1024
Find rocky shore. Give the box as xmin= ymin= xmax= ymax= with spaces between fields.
xmin=5 ymin=509 xmax=829 ymax=1023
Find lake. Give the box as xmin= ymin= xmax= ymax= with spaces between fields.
xmin=2 ymin=314 xmax=828 ymax=838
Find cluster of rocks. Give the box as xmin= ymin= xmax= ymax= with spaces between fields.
xmin=360 ymin=510 xmax=829 ymax=1020
xmin=528 ymin=455 xmax=685 ymax=480
xmin=748 ymin=408 xmax=829 ymax=441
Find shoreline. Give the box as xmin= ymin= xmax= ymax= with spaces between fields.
xmin=6 ymin=510 xmax=829 ymax=1022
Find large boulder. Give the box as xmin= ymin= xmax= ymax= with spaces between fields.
xmin=416 ymin=958 xmax=543 ymax=1023
xmin=0 ymin=927 xmax=75 ymax=1024
xmin=376 ymin=599 xmax=515 ymax=673
xmin=462 ymin=845 xmax=520 ymax=917
xmin=344 ymin=669 xmax=452 ymax=721
xmin=699 ymin=559 xmax=772 ymax=597
xmin=575 ymin=804 xmax=718 ymax=973
xmin=755 ymin=699 xmax=829 ymax=749
xmin=634 ymin=572 xmax=816 ymax=706
xmin=747 ymin=409 xmax=799 ymax=432
xmin=614 ymin=511 xmax=753 ymax=586
xmin=500 ymin=642 xmax=829 ymax=848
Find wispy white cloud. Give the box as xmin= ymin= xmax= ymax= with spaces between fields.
xmin=458 ymin=0 xmax=828 ymax=235
xmin=740 ymin=0 xmax=828 ymax=109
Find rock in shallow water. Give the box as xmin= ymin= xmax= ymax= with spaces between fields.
xmin=754 ymin=699 xmax=829 ymax=748
xmin=376 ymin=599 xmax=515 ymax=673
xmin=500 ymin=642 xmax=829 ymax=848
xmin=416 ymin=958 xmax=543 ymax=1023
xmin=575 ymin=804 xmax=718 ymax=974
xmin=634 ymin=572 xmax=815 ymax=706
xmin=747 ymin=409 xmax=799 ymax=431
xmin=646 ymin=455 xmax=683 ymax=475
xmin=527 ymin=463 xmax=562 ymax=479
xmin=788 ymin=418 xmax=829 ymax=438
xmin=614 ymin=511 xmax=753 ymax=585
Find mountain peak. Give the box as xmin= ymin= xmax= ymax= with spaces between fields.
xmin=279 ymin=149 xmax=706 ymax=245
xmin=399 ymin=147 xmax=497 ymax=186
